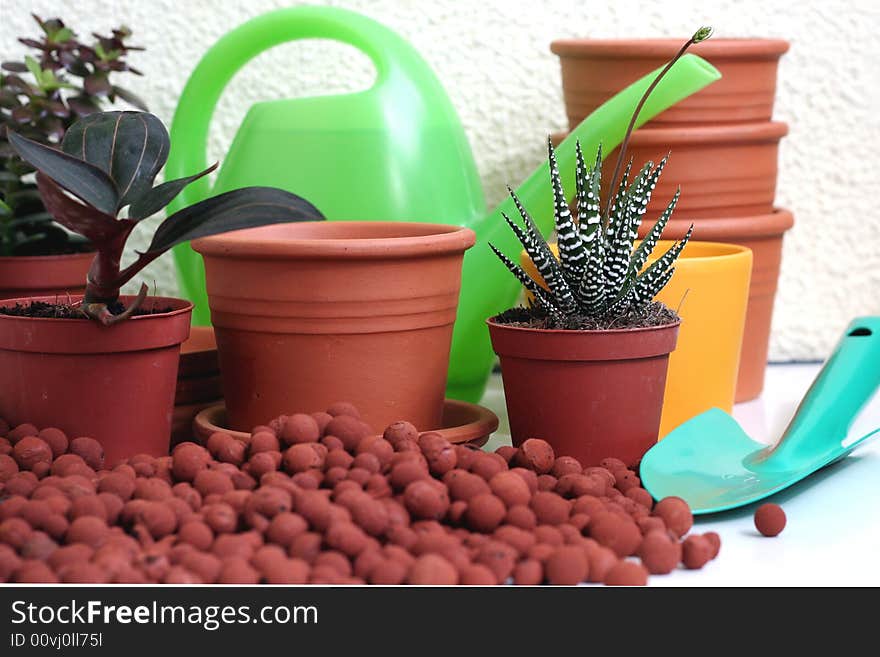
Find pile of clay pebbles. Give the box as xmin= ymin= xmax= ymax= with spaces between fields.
xmin=0 ymin=403 xmax=721 ymax=585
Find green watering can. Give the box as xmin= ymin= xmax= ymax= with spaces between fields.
xmin=166 ymin=5 xmax=720 ymax=403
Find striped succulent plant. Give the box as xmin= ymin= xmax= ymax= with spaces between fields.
xmin=490 ymin=26 xmax=711 ymax=326
xmin=490 ymin=140 xmax=692 ymax=323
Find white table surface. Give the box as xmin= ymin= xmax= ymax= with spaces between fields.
xmin=479 ymin=363 xmax=880 ymax=586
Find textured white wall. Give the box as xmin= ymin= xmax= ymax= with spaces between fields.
xmin=2 ymin=0 xmax=878 ymax=360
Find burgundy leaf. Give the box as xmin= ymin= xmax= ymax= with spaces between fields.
xmin=35 ymin=173 xmax=127 ymax=245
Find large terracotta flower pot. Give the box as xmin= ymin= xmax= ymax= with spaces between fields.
xmin=550 ymin=38 xmax=789 ymax=128
xmin=487 ymin=318 xmax=679 ymax=468
xmin=649 ymin=241 xmax=752 ymax=436
xmin=0 ymin=251 xmax=93 ymax=301
xmin=0 ymin=295 xmax=192 ymax=465
xmin=641 ymin=209 xmax=794 ymax=402
xmin=193 ymin=221 xmax=475 ymax=433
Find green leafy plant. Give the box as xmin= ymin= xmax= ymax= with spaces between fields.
xmin=7 ymin=110 xmax=324 ymax=324
xmin=0 ymin=14 xmax=145 ymax=256
xmin=490 ymin=27 xmax=712 ymax=327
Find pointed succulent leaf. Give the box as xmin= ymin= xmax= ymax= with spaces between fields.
xmin=127 ymin=162 xmax=218 ymax=221
xmin=605 ymin=159 xmax=633 ymax=243
xmin=61 ymin=111 xmax=169 ymax=210
xmin=576 ymin=143 xmax=603 ymax=248
xmin=547 ymin=139 xmax=585 ymax=284
xmin=636 ymin=266 xmax=675 ymax=304
xmin=623 ymin=157 xmax=664 ymax=245
xmin=7 ymin=130 xmax=119 ymax=215
xmin=630 ymin=187 xmax=680 ymax=275
xmin=146 ymin=186 xmax=324 ymax=254
xmin=635 ymin=224 xmax=693 ymax=300
xmin=489 ymin=242 xmax=560 ymax=314
xmin=507 ymin=187 xmax=577 ymax=314
xmin=35 ymin=173 xmax=129 ymax=245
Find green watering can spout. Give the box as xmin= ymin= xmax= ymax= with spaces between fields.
xmin=166 ymin=5 xmax=721 ymax=403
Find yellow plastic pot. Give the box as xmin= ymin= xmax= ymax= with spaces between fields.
xmin=520 ymin=240 xmax=752 ymax=437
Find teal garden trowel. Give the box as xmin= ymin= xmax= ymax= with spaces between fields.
xmin=641 ymin=317 xmax=880 ymax=514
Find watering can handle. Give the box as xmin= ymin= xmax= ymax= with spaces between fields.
xmin=777 ymin=316 xmax=880 ymax=454
xmin=164 ymin=4 xmax=438 ymax=211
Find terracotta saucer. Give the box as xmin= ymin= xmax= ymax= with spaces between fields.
xmin=178 ymin=326 xmax=218 ymax=378
xmin=192 ymin=399 xmax=498 ymax=448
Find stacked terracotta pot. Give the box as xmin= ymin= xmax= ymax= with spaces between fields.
xmin=550 ymin=38 xmax=791 ymax=401
xmin=172 ymin=326 xmax=223 ymax=447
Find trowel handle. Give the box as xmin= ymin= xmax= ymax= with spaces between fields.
xmin=780 ymin=317 xmax=880 ymax=451
xmin=165 ymin=5 xmax=441 ymax=213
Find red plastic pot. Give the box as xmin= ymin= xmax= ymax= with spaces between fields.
xmin=0 ymin=295 xmax=192 ymax=465
xmin=642 ymin=209 xmax=794 ymax=401
xmin=193 ymin=221 xmax=475 ymax=434
xmin=487 ymin=318 xmax=679 ymax=467
xmin=551 ymin=38 xmax=789 ymax=128
xmin=0 ymin=251 xmax=93 ymax=301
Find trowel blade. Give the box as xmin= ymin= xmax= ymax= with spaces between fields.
xmin=640 ymin=408 xmax=797 ymax=514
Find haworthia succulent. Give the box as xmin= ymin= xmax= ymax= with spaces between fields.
xmin=491 ymin=140 xmax=689 ymax=324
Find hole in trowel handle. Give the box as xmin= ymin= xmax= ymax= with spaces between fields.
xmin=849 ymin=327 xmax=872 ymax=336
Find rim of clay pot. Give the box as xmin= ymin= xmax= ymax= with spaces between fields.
xmin=0 ymin=250 xmax=95 ymax=264
xmin=549 ymin=122 xmax=788 ymax=149
xmin=0 ymin=295 xmax=193 ymax=354
xmin=192 ymin=221 xmax=477 ymax=259
xmin=623 ymin=121 xmax=788 ymax=145
xmin=193 ymin=399 xmax=499 ymax=445
xmin=550 ymin=37 xmax=790 ymax=59
xmin=487 ymin=315 xmax=680 ymax=362
xmin=663 ymin=208 xmax=794 ymax=239
xmin=486 ymin=315 xmax=681 ymax=338
xmin=0 ymin=294 xmax=193 ymax=325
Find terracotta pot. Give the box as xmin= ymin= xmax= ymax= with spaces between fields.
xmin=0 ymin=251 xmax=93 ymax=301
xmin=641 ymin=209 xmax=794 ymax=402
xmin=550 ymin=123 xmax=787 ymax=218
xmin=520 ymin=241 xmax=752 ymax=437
xmin=0 ymin=295 xmax=192 ymax=465
xmin=487 ymin=318 xmax=679 ymax=467
xmin=193 ymin=221 xmax=475 ymax=433
xmin=550 ymin=38 xmax=789 ymax=128
xmin=192 ymin=399 xmax=498 ymax=448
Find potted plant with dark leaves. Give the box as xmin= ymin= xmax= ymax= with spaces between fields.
xmin=0 ymin=110 xmax=323 ymax=465
xmin=486 ymin=30 xmax=712 ymax=468
xmin=1 ymin=15 xmax=146 ymax=299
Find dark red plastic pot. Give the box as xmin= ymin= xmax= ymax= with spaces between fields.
xmin=0 ymin=295 xmax=192 ymax=466
xmin=0 ymin=251 xmax=93 ymax=301
xmin=487 ymin=318 xmax=679 ymax=467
